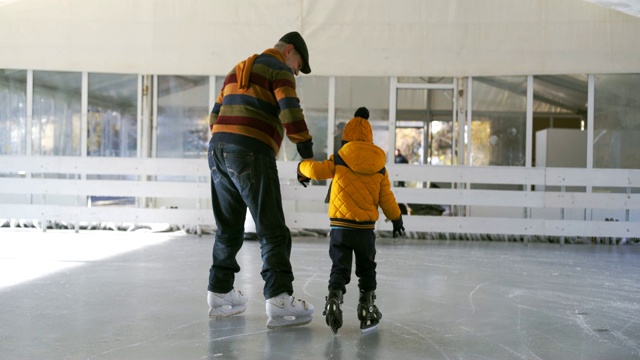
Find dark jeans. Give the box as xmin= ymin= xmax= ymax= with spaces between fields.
xmin=328 ymin=228 xmax=377 ymax=294
xmin=207 ymin=139 xmax=294 ymax=299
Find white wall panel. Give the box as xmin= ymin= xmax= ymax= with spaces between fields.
xmin=2 ymin=156 xmax=638 ymax=238
xmin=1 ymin=0 xmax=639 ymax=76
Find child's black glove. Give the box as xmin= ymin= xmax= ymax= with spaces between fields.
xmin=297 ymin=162 xmax=311 ymax=188
xmin=392 ymin=216 xmax=405 ymax=238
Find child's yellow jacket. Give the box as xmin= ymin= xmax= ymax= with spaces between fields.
xmin=298 ymin=141 xmax=401 ymax=229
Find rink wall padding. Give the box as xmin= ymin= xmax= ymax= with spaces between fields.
xmin=1 ymin=155 xmax=639 ymax=240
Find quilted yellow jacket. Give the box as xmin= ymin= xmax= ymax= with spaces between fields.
xmin=298 ymin=141 xmax=401 ymax=229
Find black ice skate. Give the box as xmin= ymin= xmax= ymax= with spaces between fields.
xmin=323 ymin=289 xmax=343 ymax=335
xmin=357 ymin=290 xmax=382 ymax=334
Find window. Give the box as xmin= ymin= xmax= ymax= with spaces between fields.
xmin=276 ymin=76 xmax=330 ymax=162
xmin=471 ymin=76 xmax=527 ymax=166
xmin=32 ymin=71 xmax=82 ymax=156
xmin=0 ymin=70 xmax=26 ymax=155
xmin=594 ymin=74 xmax=640 ymax=169
xmin=88 ymin=73 xmax=138 ymax=157
xmin=336 ymin=77 xmax=390 ymax=150
xmin=156 ymin=75 xmax=210 ymax=158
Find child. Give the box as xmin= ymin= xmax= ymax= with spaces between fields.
xmin=297 ymin=107 xmax=405 ymax=334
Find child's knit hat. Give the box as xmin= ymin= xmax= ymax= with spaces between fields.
xmin=342 ymin=107 xmax=373 ymax=143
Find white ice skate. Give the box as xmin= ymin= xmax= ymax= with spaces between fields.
xmin=265 ymin=293 xmax=314 ymax=329
xmin=208 ymin=289 xmax=248 ymax=318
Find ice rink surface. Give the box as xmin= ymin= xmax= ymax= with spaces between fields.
xmin=1 ymin=229 xmax=639 ymax=359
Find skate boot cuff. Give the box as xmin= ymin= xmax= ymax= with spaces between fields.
xmin=208 ymin=289 xmax=248 ymax=318
xmin=266 ymin=293 xmax=314 ymax=329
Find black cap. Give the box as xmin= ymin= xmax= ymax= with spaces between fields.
xmin=354 ymin=107 xmax=369 ymax=120
xmin=279 ymin=31 xmax=311 ymax=74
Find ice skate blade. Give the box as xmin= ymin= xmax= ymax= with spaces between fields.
xmin=360 ymin=323 xmax=379 ymax=334
xmin=208 ymin=306 xmax=246 ymax=319
xmin=326 ymin=313 xmax=342 ymax=335
xmin=266 ymin=316 xmax=312 ymax=329
xmin=330 ymin=325 xmax=339 ymax=336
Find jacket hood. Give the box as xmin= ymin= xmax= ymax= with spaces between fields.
xmin=338 ymin=141 xmax=386 ymax=175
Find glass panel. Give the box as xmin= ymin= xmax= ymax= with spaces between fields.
xmin=153 ymin=76 xmax=210 ymax=210
xmin=532 ymin=75 xmax=587 ymax=167
xmin=157 ymin=75 xmax=209 ymax=158
xmin=0 ymin=70 xmax=27 ymax=155
xmin=86 ymin=73 xmax=139 ymax=206
xmin=397 ymin=89 xmax=428 ymax=118
xmin=30 ymin=71 xmax=82 ymax=207
xmin=396 ymin=89 xmax=454 ymax=167
xmin=395 ymin=126 xmax=423 ymax=165
xmin=280 ymin=76 xmax=329 ymax=161
xmin=594 ymin=74 xmax=640 ymax=169
xmin=32 ymin=71 xmax=82 ymax=156
xmin=471 ymin=76 xmax=526 ymax=166
xmin=88 ymin=73 xmax=138 ymax=157
xmin=533 ymin=75 xmax=587 ymax=114
xmin=336 ymin=77 xmax=390 ymax=152
xmin=428 ymin=119 xmax=454 ymax=165
xmin=395 ymin=87 xmax=454 ymax=217
xmin=395 ymin=126 xmax=424 ymax=188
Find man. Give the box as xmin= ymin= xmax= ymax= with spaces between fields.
xmin=206 ymin=31 xmax=315 ymax=329
xmin=333 ymin=122 xmax=346 ymax=154
xmin=394 ymin=148 xmax=409 ymax=187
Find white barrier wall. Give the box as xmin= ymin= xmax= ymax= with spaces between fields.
xmin=1 ymin=156 xmax=638 ymax=240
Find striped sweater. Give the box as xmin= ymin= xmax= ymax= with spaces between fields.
xmin=209 ymin=48 xmax=313 ymax=157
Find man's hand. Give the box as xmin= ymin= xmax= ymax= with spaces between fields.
xmin=392 ymin=216 xmax=405 ymax=238
xmin=297 ymin=162 xmax=311 ymax=188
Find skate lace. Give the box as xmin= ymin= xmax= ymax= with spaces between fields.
xmin=291 ymin=296 xmax=308 ymax=310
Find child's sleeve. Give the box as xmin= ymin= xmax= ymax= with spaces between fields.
xmin=298 ymin=155 xmax=336 ymax=180
xmin=379 ymin=171 xmax=402 ymax=221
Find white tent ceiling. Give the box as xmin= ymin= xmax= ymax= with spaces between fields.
xmin=0 ymin=0 xmax=639 ymax=76
xmin=6 ymin=0 xmax=636 ymax=17
xmin=583 ymin=0 xmax=640 ymax=18
xmin=1 ymin=0 xmax=638 ymax=17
